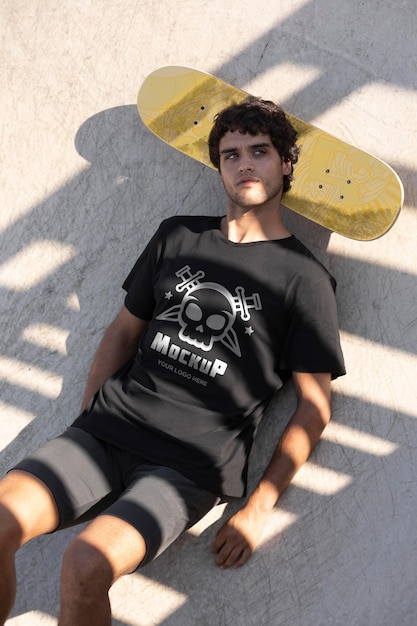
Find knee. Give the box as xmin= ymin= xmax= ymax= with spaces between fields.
xmin=61 ymin=538 xmax=114 ymax=597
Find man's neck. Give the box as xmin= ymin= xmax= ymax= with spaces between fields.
xmin=221 ymin=203 xmax=291 ymax=244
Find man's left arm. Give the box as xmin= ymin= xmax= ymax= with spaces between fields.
xmin=212 ymin=371 xmax=331 ymax=569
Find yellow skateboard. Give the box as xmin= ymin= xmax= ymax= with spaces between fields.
xmin=137 ymin=66 xmax=403 ymax=240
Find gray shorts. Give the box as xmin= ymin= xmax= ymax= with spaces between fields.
xmin=12 ymin=427 xmax=220 ymax=566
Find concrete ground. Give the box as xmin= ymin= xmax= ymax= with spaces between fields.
xmin=1 ymin=1 xmax=416 ymax=624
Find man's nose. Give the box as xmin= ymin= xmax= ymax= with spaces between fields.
xmin=238 ymin=153 xmax=254 ymax=171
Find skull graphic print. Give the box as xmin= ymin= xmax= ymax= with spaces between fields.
xmin=156 ymin=265 xmax=262 ymax=358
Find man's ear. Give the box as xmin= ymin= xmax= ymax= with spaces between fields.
xmin=282 ymin=159 xmax=292 ymax=175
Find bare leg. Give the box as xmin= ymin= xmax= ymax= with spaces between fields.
xmin=59 ymin=514 xmax=146 ymax=626
xmin=0 ymin=504 xmax=18 ymax=622
xmin=0 ymin=470 xmax=60 ymax=624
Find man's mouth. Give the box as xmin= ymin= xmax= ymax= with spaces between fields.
xmin=237 ymin=177 xmax=259 ymax=186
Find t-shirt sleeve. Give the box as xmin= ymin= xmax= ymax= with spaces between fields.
xmin=280 ymin=270 xmax=345 ymax=379
xmin=122 ymin=223 xmax=165 ymax=320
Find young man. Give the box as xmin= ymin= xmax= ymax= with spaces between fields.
xmin=0 ymin=97 xmax=345 ymax=625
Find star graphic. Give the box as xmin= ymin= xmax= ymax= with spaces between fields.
xmin=165 ymin=291 xmax=173 ymax=300
xmin=245 ymin=326 xmax=255 ymax=336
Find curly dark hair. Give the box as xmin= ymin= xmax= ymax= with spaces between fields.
xmin=208 ymin=97 xmax=300 ymax=193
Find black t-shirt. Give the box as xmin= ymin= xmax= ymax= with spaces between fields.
xmin=73 ymin=216 xmax=345 ymax=496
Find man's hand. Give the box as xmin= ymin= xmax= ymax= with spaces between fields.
xmin=212 ymin=504 xmax=269 ymax=569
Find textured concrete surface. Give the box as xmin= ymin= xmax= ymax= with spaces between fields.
xmin=1 ymin=1 xmax=416 ymax=624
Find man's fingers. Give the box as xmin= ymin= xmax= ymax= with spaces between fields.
xmin=212 ymin=508 xmax=267 ymax=569
xmin=215 ymin=542 xmax=251 ymax=569
xmin=231 ymin=546 xmax=252 ymax=568
xmin=211 ymin=532 xmax=225 ymax=555
xmin=213 ymin=530 xmax=252 ymax=569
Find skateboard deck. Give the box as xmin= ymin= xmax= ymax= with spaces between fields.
xmin=137 ymin=66 xmax=403 ymax=240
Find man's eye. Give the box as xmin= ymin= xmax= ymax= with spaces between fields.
xmin=226 ymin=153 xmax=238 ymax=160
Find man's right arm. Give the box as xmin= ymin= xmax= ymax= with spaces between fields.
xmin=80 ymin=305 xmax=148 ymax=411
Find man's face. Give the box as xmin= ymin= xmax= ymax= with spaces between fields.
xmin=218 ymin=130 xmax=292 ymax=209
